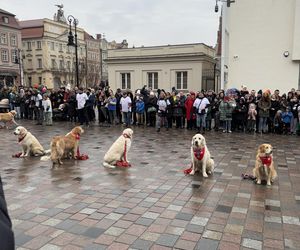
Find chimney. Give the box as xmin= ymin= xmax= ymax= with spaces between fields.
xmin=96 ymin=34 xmax=102 ymax=40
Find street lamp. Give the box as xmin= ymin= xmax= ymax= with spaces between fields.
xmin=214 ymin=0 xmax=235 ymax=90
xmin=14 ymin=48 xmax=23 ymax=86
xmin=67 ymin=15 xmax=79 ymax=88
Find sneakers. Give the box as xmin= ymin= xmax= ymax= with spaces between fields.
xmin=228 ymin=130 xmax=232 ymax=133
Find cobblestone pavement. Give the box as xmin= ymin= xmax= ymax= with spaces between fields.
xmin=1 ymin=120 xmax=300 ymax=250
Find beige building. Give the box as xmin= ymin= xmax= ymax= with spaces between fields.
xmin=221 ymin=0 xmax=300 ymax=92
xmin=107 ymin=43 xmax=216 ymax=92
xmin=19 ymin=17 xmax=86 ymax=89
xmin=0 ymin=8 xmax=22 ymax=87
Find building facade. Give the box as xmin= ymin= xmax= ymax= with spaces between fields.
xmin=107 ymin=43 xmax=216 ymax=92
xmin=0 ymin=8 xmax=22 ymax=88
xmin=19 ymin=18 xmax=86 ymax=89
xmin=85 ymin=33 xmax=101 ymax=88
xmin=220 ymin=0 xmax=300 ymax=92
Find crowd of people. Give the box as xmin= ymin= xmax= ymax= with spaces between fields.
xmin=0 ymin=85 xmax=300 ymax=135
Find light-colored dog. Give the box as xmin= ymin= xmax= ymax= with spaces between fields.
xmin=13 ymin=126 xmax=45 ymax=157
xmin=253 ymin=143 xmax=277 ymax=185
xmin=190 ymin=134 xmax=214 ymax=177
xmin=103 ymin=128 xmax=133 ymax=168
xmin=0 ymin=110 xmax=18 ymax=128
xmin=50 ymin=126 xmax=84 ymax=166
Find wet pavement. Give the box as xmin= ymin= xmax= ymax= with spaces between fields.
xmin=1 ymin=120 xmax=300 ymax=250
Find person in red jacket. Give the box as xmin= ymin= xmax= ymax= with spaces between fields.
xmin=185 ymin=91 xmax=196 ymax=130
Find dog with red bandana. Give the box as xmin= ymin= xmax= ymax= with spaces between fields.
xmin=190 ymin=134 xmax=214 ymax=177
xmin=253 ymin=143 xmax=277 ymax=185
xmin=103 ymin=128 xmax=133 ymax=168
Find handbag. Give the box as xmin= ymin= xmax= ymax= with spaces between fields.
xmin=147 ymin=106 xmax=156 ymax=113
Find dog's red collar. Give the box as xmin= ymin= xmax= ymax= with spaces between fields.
xmin=123 ymin=133 xmax=131 ymax=139
xmin=260 ymin=155 xmax=272 ymax=167
xmin=71 ymin=133 xmax=80 ymax=140
xmin=18 ymin=134 xmax=27 ymax=143
xmin=194 ymin=147 xmax=205 ymax=161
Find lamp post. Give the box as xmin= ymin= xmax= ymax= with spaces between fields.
xmin=67 ymin=15 xmax=79 ymax=88
xmin=215 ymin=0 xmax=235 ymax=90
xmin=14 ymin=48 xmax=23 ymax=87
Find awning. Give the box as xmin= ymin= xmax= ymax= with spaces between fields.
xmin=0 ymin=72 xmax=18 ymax=77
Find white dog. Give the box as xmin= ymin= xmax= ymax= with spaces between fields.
xmin=103 ymin=128 xmax=133 ymax=168
xmin=14 ymin=126 xmax=45 ymax=157
xmin=190 ymin=134 xmax=214 ymax=177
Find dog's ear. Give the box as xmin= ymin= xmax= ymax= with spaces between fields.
xmin=258 ymin=144 xmax=265 ymax=153
xmin=20 ymin=127 xmax=26 ymax=135
xmin=201 ymin=137 xmax=206 ymax=147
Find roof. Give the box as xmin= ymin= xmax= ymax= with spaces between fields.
xmin=84 ymin=31 xmax=95 ymax=40
xmin=19 ymin=19 xmax=44 ymax=28
xmin=0 ymin=8 xmax=15 ymax=16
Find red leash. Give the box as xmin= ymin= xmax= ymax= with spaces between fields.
xmin=116 ymin=133 xmax=131 ymax=168
xmin=73 ymin=133 xmax=89 ymax=160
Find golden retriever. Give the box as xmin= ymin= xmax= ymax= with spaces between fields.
xmin=190 ymin=134 xmax=214 ymax=177
xmin=0 ymin=110 xmax=18 ymax=128
xmin=103 ymin=128 xmax=133 ymax=168
xmin=13 ymin=126 xmax=45 ymax=157
xmin=50 ymin=126 xmax=84 ymax=166
xmin=253 ymin=143 xmax=277 ymax=185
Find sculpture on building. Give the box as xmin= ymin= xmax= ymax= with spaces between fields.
xmin=53 ymin=4 xmax=67 ymax=23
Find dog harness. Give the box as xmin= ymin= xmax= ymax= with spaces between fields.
xmin=115 ymin=133 xmax=132 ymax=168
xmin=193 ymin=147 xmax=205 ymax=161
xmin=260 ymin=155 xmax=272 ymax=167
xmin=18 ymin=134 xmax=27 ymax=144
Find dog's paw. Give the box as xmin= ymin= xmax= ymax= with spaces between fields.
xmin=203 ymin=173 xmax=208 ymax=178
xmin=189 ymin=170 xmax=195 ymax=175
xmin=267 ymin=181 xmax=271 ymax=186
xmin=256 ymin=179 xmax=261 ymax=185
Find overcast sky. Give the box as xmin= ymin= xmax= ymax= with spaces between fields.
xmin=2 ymin=0 xmax=220 ymax=47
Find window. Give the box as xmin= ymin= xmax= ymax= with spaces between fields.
xmin=1 ymin=49 xmax=9 ymax=62
xmin=147 ymin=72 xmax=158 ymax=89
xmin=121 ymin=73 xmax=131 ymax=89
xmin=59 ymin=60 xmax=64 ymax=69
xmin=37 ymin=41 xmax=42 ymax=49
xmin=37 ymin=58 xmax=42 ymax=68
xmin=38 ymin=77 xmax=42 ymax=85
xmin=28 ymin=77 xmax=32 ymax=86
xmin=51 ymin=59 xmax=56 ymax=68
xmin=10 ymin=35 xmax=17 ymax=46
xmin=11 ymin=50 xmax=18 ymax=63
xmin=176 ymin=71 xmax=188 ymax=90
xmin=3 ymin=16 xmax=9 ymax=24
xmin=51 ymin=42 xmax=54 ymax=50
xmin=27 ymin=41 xmax=31 ymax=50
xmin=28 ymin=59 xmax=33 ymax=69
xmin=66 ymin=61 xmax=71 ymax=69
xmin=59 ymin=43 xmax=63 ymax=52
xmin=0 ymin=33 xmax=7 ymax=44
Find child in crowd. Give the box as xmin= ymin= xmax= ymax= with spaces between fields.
xmin=156 ymin=92 xmax=168 ymax=132
xmin=135 ymin=96 xmax=145 ymax=125
xmin=247 ymin=103 xmax=257 ymax=132
xmin=42 ymin=94 xmax=52 ymax=126
xmin=281 ymin=107 xmax=293 ymax=134
xmin=274 ymin=110 xmax=283 ymax=134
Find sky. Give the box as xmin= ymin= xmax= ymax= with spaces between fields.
xmin=2 ymin=0 xmax=220 ymax=47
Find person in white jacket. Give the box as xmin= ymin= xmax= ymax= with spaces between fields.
xmin=42 ymin=94 xmax=52 ymax=125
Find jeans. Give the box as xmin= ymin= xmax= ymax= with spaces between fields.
xmin=123 ymin=112 xmax=131 ymax=126
xmin=44 ymin=111 xmax=52 ymax=125
xmin=196 ymin=114 xmax=206 ymax=129
xmin=223 ymin=120 xmax=232 ymax=131
xmin=156 ymin=114 xmax=167 ymax=129
xmin=108 ymin=110 xmax=116 ymax=125
xmin=259 ymin=117 xmax=268 ymax=132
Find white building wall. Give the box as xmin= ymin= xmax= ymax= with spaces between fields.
xmin=226 ymin=0 xmax=300 ymax=92
xmin=108 ymin=61 xmax=203 ymax=92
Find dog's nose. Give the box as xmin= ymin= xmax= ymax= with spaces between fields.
xmin=195 ymin=141 xmax=198 ymax=145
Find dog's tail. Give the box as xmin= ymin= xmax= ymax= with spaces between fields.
xmin=103 ymin=161 xmax=116 ymax=169
xmin=41 ymin=155 xmax=51 ymax=161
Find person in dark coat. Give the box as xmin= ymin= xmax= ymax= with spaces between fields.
xmin=0 ymin=176 xmax=14 ymax=250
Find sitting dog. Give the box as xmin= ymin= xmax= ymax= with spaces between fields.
xmin=0 ymin=111 xmax=18 ymax=128
xmin=103 ymin=128 xmax=133 ymax=168
xmin=253 ymin=143 xmax=277 ymax=185
xmin=50 ymin=126 xmax=84 ymax=166
xmin=13 ymin=126 xmax=45 ymax=157
xmin=190 ymin=134 xmax=214 ymax=177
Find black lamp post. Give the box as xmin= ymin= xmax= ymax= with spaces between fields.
xmin=67 ymin=15 xmax=79 ymax=88
xmin=14 ymin=48 xmax=23 ymax=86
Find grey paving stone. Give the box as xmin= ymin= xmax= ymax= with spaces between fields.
xmin=83 ymin=227 xmax=106 ymax=238
xmin=195 ymin=238 xmax=219 ymax=250
xmin=135 ymin=218 xmax=154 ymax=226
xmin=55 ymin=219 xmax=78 ymax=230
xmin=175 ymin=212 xmax=194 ymax=221
xmin=15 ymin=233 xmax=33 ymax=246
xmin=132 ymin=239 xmax=153 ymax=250
xmin=156 ymin=234 xmax=179 ymax=247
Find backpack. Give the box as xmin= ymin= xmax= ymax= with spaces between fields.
xmin=136 ymin=101 xmax=145 ymax=113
